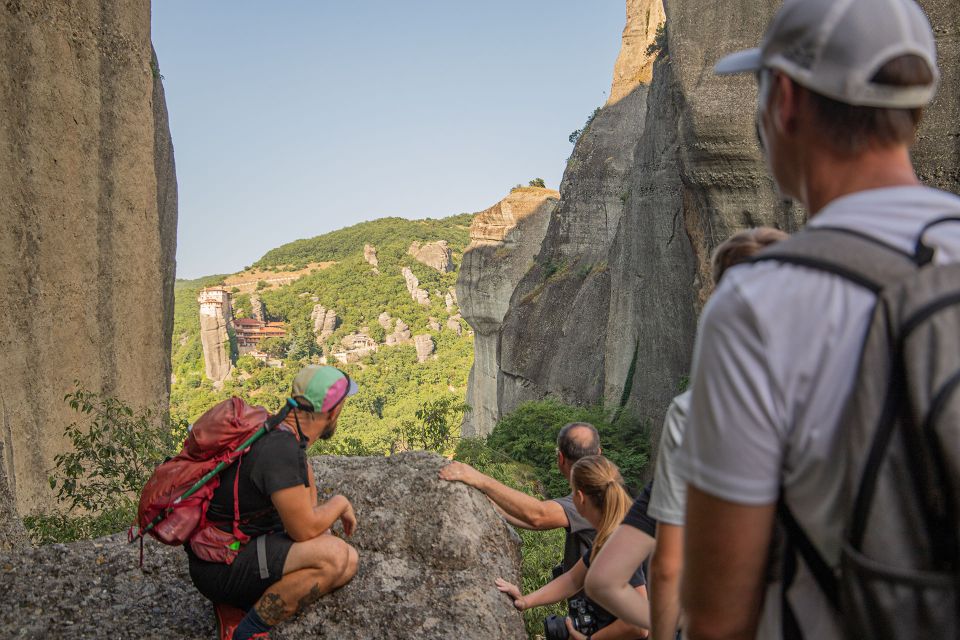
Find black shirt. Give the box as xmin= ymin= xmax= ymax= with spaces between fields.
xmin=622 ymin=480 xmax=658 ymax=537
xmin=581 ymin=545 xmax=646 ymax=628
xmin=553 ymin=493 xmax=597 ymax=572
xmin=205 ymin=429 xmax=309 ymax=538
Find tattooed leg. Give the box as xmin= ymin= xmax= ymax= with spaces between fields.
xmin=256 ymin=592 xmax=291 ymax=626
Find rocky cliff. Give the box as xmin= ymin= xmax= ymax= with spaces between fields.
xmin=0 ymin=0 xmax=178 ymax=514
xmin=409 ymin=240 xmax=455 ymax=273
xmin=456 ymin=188 xmax=559 ymax=437
xmin=489 ymin=0 xmax=958 ymax=461
xmin=199 ymin=289 xmax=233 ymax=382
xmin=0 ymin=453 xmax=526 ymax=640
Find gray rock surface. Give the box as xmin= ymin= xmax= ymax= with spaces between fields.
xmin=0 ymin=0 xmax=178 ymax=512
xmin=0 ymin=440 xmax=28 ymax=552
xmin=311 ymin=304 xmax=339 ymax=346
xmin=456 ymin=188 xmax=559 ymax=437
xmin=491 ymin=0 xmax=958 ymax=466
xmin=198 ymin=289 xmax=233 ymax=382
xmin=402 ymin=267 xmax=431 ymax=306
xmin=408 ymin=240 xmax=455 ymax=273
xmin=446 ymin=314 xmax=464 ymax=336
xmin=249 ymin=294 xmax=266 ymax=322
xmin=363 ymin=243 xmax=379 ymax=268
xmin=414 ymin=334 xmax=435 ymax=363
xmin=0 ymin=453 xmax=525 ymax=639
xmin=386 ymin=318 xmax=413 ymax=346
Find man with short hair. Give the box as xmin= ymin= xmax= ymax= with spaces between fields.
xmin=439 ymin=422 xmax=601 ymax=571
xmin=186 ymin=365 xmax=361 ymax=640
xmin=677 ymin=1 xmax=960 ymax=639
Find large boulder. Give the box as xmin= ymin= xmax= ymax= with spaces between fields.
xmin=0 ymin=0 xmax=178 ymax=513
xmin=0 ymin=453 xmax=525 ymax=639
xmin=408 ymin=241 xmax=455 ymax=273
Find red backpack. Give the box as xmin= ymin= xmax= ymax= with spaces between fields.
xmin=129 ymin=397 xmax=297 ymax=564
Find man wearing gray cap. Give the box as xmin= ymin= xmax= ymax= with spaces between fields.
xmin=676 ymin=1 xmax=960 ymax=639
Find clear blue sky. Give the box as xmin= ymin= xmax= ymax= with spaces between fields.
xmin=152 ymin=2 xmax=626 ymax=279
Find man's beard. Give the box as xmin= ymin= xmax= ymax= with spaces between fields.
xmin=320 ymin=424 xmax=337 ymax=440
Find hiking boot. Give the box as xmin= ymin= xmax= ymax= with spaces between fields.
xmin=214 ymin=603 xmax=245 ymax=640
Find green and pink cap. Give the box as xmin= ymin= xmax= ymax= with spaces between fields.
xmin=291 ymin=365 xmax=358 ymax=413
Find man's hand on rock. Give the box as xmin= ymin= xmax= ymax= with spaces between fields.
xmin=494 ymin=578 xmax=526 ymax=611
xmin=340 ymin=498 xmax=357 ymax=537
xmin=438 ymin=461 xmax=482 ymax=487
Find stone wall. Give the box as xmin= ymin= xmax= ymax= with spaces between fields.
xmin=0 ymin=0 xmax=177 ymax=514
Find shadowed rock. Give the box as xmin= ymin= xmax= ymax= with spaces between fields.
xmin=0 ymin=453 xmax=525 ymax=639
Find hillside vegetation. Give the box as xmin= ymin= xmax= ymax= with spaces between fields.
xmin=170 ymin=215 xmax=474 ymax=456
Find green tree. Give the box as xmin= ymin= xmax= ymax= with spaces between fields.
xmin=259 ymin=336 xmax=290 ymax=359
xmin=528 ymin=178 xmax=546 ymax=188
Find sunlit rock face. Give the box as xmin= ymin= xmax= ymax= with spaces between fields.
xmin=494 ymin=0 xmax=958 ymax=468
xmin=408 ymin=240 xmax=455 ymax=273
xmin=0 ymin=0 xmax=177 ymax=514
xmin=456 ymin=187 xmax=559 ymax=437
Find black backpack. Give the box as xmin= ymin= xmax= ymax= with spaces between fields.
xmin=753 ymin=218 xmax=960 ymax=639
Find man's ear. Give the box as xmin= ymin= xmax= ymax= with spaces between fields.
xmin=772 ymin=72 xmax=801 ymax=136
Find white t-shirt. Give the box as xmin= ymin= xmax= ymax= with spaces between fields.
xmin=648 ymin=391 xmax=691 ymax=526
xmin=676 ymin=186 xmax=960 ymax=640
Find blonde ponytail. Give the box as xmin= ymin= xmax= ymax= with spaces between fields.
xmin=570 ymin=455 xmax=632 ymax=561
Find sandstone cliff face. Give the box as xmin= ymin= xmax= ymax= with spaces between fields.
xmin=492 ymin=0 xmax=959 ymax=463
xmin=249 ymin=294 xmax=266 ymax=322
xmin=414 ymin=334 xmax=435 ymax=363
xmin=0 ymin=1 xmax=177 ymax=514
xmin=456 ymin=188 xmax=559 ymax=436
xmin=402 ymin=267 xmax=431 ymax=306
xmin=608 ymin=0 xmax=666 ymax=103
xmin=0 ymin=453 xmax=526 ymax=639
xmin=311 ymin=304 xmax=338 ymax=346
xmin=497 ymin=1 xmax=662 ymax=426
xmin=409 ymin=240 xmax=455 ymax=273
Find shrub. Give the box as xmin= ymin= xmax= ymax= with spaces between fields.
xmin=528 ymin=178 xmax=546 ymax=188
xmin=646 ymin=22 xmax=668 ymax=58
xmin=24 ymin=386 xmax=188 ymax=544
xmin=393 ymin=395 xmax=469 ymax=455
xmin=487 ymin=399 xmax=650 ymax=498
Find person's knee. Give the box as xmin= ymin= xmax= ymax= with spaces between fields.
xmin=330 ymin=542 xmax=358 ymax=588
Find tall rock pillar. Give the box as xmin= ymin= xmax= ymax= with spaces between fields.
xmin=0 ymin=1 xmax=178 ymax=514
xmin=457 ymin=188 xmax=559 ymax=437
xmin=198 ymin=288 xmax=232 ymax=382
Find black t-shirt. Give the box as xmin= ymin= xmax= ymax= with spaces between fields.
xmin=552 ymin=493 xmax=597 ymax=572
xmin=622 ymin=480 xmax=658 ymax=537
xmin=581 ymin=545 xmax=646 ymax=628
xmin=206 ymin=429 xmax=309 ymax=538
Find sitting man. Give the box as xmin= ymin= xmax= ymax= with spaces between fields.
xmin=186 ymin=365 xmax=360 ymax=640
xmin=440 ymin=422 xmax=601 ymax=571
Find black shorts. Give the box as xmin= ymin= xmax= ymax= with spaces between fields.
xmin=186 ymin=531 xmax=295 ymax=610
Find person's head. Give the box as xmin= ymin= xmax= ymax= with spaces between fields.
xmin=711 ymin=226 xmax=789 ymax=285
xmin=288 ymin=365 xmax=358 ymax=443
xmin=715 ymin=0 xmax=939 ymax=202
xmin=569 ymin=455 xmax=632 ymax=560
xmin=556 ymin=422 xmax=601 ymax=479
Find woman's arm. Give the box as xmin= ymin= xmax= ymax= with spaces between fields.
xmin=496 ymin=560 xmax=587 ymax=610
xmin=584 ymin=524 xmax=654 ymax=628
xmin=650 ymin=523 xmax=684 ymax=640
xmin=566 ymin=585 xmax=650 ymax=640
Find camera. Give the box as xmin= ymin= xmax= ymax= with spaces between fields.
xmin=543 ymin=597 xmax=600 ymax=640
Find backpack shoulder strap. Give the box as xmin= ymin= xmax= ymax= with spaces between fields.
xmin=750 ymin=226 xmax=918 ymax=293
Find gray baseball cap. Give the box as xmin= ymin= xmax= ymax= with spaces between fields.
xmin=714 ymin=0 xmax=939 ymax=108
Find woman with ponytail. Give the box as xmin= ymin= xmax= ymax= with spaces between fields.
xmin=496 ymin=456 xmax=650 ymax=639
